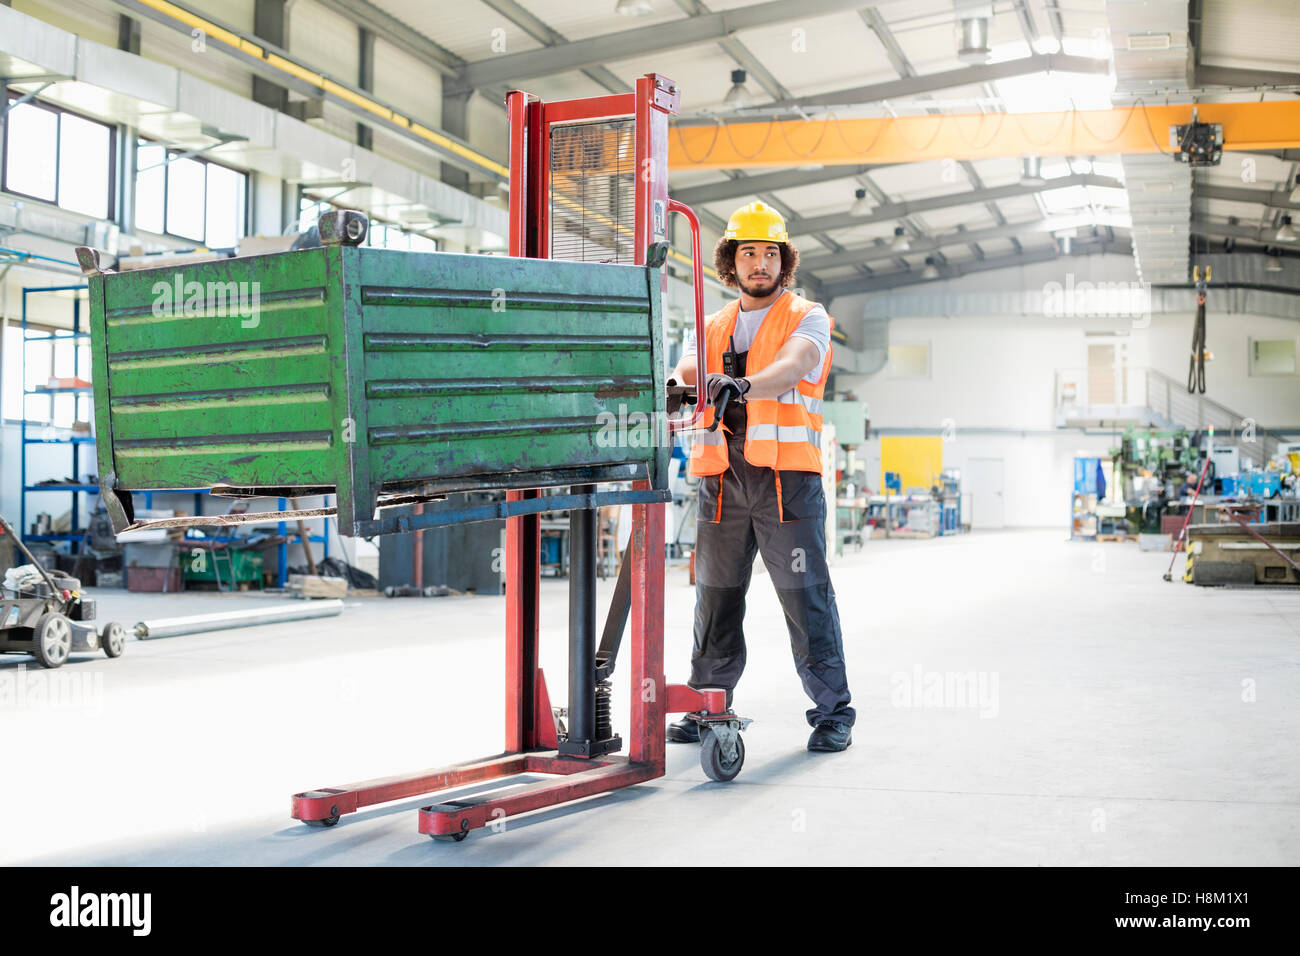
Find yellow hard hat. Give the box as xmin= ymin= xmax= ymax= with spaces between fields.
xmin=724 ymin=201 xmax=788 ymax=243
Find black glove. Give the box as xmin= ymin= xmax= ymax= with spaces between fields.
xmin=705 ymin=372 xmax=750 ymax=405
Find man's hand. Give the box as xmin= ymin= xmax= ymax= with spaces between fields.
xmin=705 ymin=372 xmax=750 ymax=405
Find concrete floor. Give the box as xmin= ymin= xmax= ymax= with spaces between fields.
xmin=3 ymin=529 xmax=1297 ymax=866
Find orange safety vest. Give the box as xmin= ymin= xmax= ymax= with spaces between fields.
xmin=688 ymin=290 xmax=833 ymax=484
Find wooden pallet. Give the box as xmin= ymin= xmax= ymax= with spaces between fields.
xmin=1095 ymin=533 xmax=1136 ymax=542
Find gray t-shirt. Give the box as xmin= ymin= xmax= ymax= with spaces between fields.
xmin=682 ymin=290 xmax=829 ymax=384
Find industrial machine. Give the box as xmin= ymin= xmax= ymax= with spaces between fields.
xmin=1109 ymin=426 xmax=1205 ymax=534
xmin=1186 ymin=515 xmax=1300 ymax=587
xmin=77 ymin=75 xmax=752 ymax=842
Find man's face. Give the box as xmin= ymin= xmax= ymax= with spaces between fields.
xmin=735 ymin=242 xmax=782 ymax=296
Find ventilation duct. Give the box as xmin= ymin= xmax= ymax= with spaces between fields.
xmin=1106 ymin=0 xmax=1194 ymax=285
xmin=859 ymin=252 xmax=1300 ymax=322
xmin=858 ymin=312 xmax=889 ymax=375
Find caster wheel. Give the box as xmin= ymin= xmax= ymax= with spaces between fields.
xmin=33 ymin=612 xmax=72 ymax=669
xmin=102 ymin=622 xmax=127 ymax=658
xmin=303 ymin=807 xmax=340 ymax=828
xmin=700 ymin=727 xmax=745 ymax=782
xmin=431 ymin=831 xmax=469 ymax=843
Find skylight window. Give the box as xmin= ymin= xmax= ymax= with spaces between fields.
xmin=1038 ymin=210 xmax=1133 ymax=233
xmin=1041 ymin=159 xmax=1073 ymax=180
xmin=1063 ymin=35 xmax=1111 ymax=60
xmin=1041 ymin=185 xmax=1092 ymax=213
xmin=1092 ymin=160 xmax=1125 ymax=180
xmin=992 ymin=52 xmax=1116 ymax=114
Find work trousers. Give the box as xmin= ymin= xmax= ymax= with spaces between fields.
xmin=689 ymin=444 xmax=855 ymax=727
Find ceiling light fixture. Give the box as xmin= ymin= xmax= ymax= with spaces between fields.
xmin=850 ymin=188 xmax=871 ymax=215
xmin=722 ymin=69 xmax=751 ymax=108
xmin=890 ymin=226 xmax=910 ymax=251
xmin=921 ymin=256 xmax=940 ymax=280
xmin=1265 ymin=249 xmax=1284 ymax=272
xmin=615 ymin=0 xmax=655 ymax=16
xmin=1277 ymin=214 xmax=1297 ymax=242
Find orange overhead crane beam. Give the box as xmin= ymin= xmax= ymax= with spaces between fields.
xmin=669 ymin=100 xmax=1300 ymax=170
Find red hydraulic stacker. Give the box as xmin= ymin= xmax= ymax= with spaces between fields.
xmin=291 ymin=75 xmax=751 ymax=842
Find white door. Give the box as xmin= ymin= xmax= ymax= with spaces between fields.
xmin=966 ymin=457 xmax=1004 ymax=529
xmin=1087 ymin=338 xmax=1129 ymax=405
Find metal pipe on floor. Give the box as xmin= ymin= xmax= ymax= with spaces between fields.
xmin=134 ymin=599 xmax=345 ymax=640
xmin=413 ymin=501 xmax=424 ymax=587
xmin=567 ymin=485 xmax=597 ymax=747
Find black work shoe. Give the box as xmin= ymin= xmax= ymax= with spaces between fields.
xmin=666 ymin=713 xmax=702 ymax=743
xmin=807 ymin=721 xmax=852 ymax=752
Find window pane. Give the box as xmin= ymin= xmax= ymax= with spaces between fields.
xmin=135 ymin=143 xmax=166 ymax=234
xmin=299 ymin=195 xmax=326 ymax=232
xmin=205 ymin=163 xmax=246 ymax=248
xmin=165 ymin=156 xmax=206 ymax=242
xmin=53 ymin=339 xmax=77 ymax=378
xmin=24 ymin=339 xmax=52 ymax=391
xmin=1251 ymin=339 xmax=1297 ymax=375
xmin=888 ymin=344 xmax=929 ymax=377
xmin=23 ymin=393 xmax=52 ymax=425
xmin=408 ymin=233 xmax=437 ymax=253
xmin=2 ymin=326 xmax=24 ymax=419
xmin=5 ymin=102 xmax=58 ymax=201
xmin=53 ymin=392 xmax=75 ymax=428
xmin=57 ymin=113 xmax=111 ymax=218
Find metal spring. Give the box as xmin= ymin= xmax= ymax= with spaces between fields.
xmin=594 ymin=680 xmax=613 ymax=741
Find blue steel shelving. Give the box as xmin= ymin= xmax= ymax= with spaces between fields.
xmin=19 ymin=284 xmax=95 ymax=549
xmin=17 ymin=285 xmax=329 ymax=583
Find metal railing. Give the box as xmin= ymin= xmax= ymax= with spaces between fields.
xmin=1055 ymin=366 xmax=1284 ymax=467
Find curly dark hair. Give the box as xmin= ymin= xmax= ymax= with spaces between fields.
xmin=712 ymin=238 xmax=800 ymax=290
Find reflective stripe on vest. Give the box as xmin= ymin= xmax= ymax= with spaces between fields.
xmin=746 ymin=423 xmax=822 ymax=448
xmin=776 ymin=389 xmax=823 ymax=415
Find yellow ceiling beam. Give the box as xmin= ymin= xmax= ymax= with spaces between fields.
xmin=669 ymin=101 xmax=1300 ymax=169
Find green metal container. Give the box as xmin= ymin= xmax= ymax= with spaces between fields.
xmin=181 ymin=549 xmax=263 ymax=587
xmin=82 ymin=213 xmax=670 ymax=537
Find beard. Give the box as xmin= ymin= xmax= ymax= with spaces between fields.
xmin=738 ymin=273 xmax=779 ymax=296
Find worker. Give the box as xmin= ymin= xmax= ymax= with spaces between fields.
xmin=666 ymin=201 xmax=855 ymax=752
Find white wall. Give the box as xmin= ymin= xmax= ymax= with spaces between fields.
xmin=826 ymin=307 xmax=1300 ymax=527
xmin=1145 ymin=312 xmax=1300 ymax=428
xmin=372 ymin=36 xmax=443 ymax=130
xmin=835 ymin=311 xmax=1299 ymax=432
xmin=851 ymin=430 xmax=1119 ymax=529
